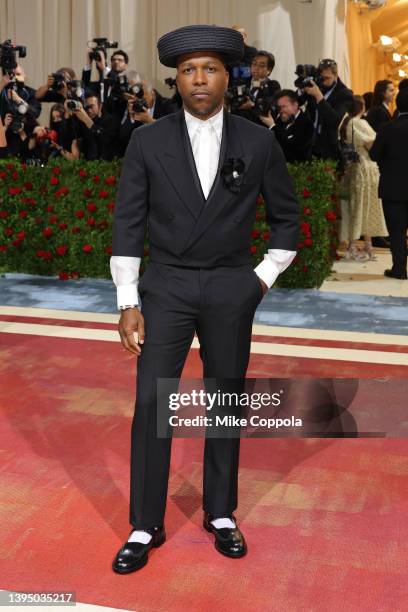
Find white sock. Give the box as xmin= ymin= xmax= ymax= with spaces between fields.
xmin=211 ymin=517 xmax=236 ymax=529
xmin=127 ymin=530 xmax=152 ymax=544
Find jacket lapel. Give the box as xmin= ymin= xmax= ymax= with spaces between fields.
xmin=155 ymin=108 xmax=204 ymax=219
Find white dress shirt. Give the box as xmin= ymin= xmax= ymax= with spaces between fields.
xmin=110 ymin=106 xmax=296 ymax=309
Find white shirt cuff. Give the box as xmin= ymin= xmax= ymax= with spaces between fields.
xmin=254 ymin=249 xmax=297 ymax=288
xmin=110 ymin=256 xmax=141 ymax=309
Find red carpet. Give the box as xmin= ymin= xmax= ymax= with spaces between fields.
xmin=1 ymin=313 xmax=408 ymax=610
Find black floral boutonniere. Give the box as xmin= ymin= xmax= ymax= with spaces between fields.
xmin=220 ymin=157 xmax=246 ymax=193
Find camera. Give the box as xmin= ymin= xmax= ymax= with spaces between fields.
xmin=0 ymin=39 xmax=26 ymax=75
xmin=50 ymin=72 xmax=67 ymax=92
xmin=9 ymin=114 xmax=25 ymax=134
xmin=225 ymin=81 xmax=251 ymax=112
xmin=66 ymin=80 xmax=85 ymax=110
xmin=87 ymin=37 xmax=118 ymax=61
xmin=294 ymin=65 xmax=322 ymax=89
xmin=164 ymin=77 xmax=177 ymax=89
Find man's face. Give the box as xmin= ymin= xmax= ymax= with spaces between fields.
xmin=319 ymin=68 xmax=337 ymax=89
xmin=111 ymin=54 xmax=127 ymax=73
xmin=251 ymin=55 xmax=271 ymax=81
xmin=385 ymin=83 xmax=395 ymax=103
xmin=276 ymin=96 xmax=298 ymax=122
xmin=85 ymin=97 xmax=101 ymax=119
xmin=14 ymin=65 xmax=26 ymax=83
xmin=176 ymin=52 xmax=229 ymax=119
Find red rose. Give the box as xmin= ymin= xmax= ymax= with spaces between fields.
xmin=0 ymin=245 xmax=8 ymax=252
xmin=251 ymin=230 xmax=260 ymax=238
xmin=52 ymin=166 xmax=61 ymax=175
xmin=250 ymin=246 xmax=257 ymax=254
xmin=20 ymin=163 xmax=27 ymax=171
xmin=302 ymin=188 xmax=311 ymax=198
xmin=83 ymin=188 xmax=92 ymax=197
xmin=105 ymin=246 xmax=112 ymax=255
xmin=82 ymin=244 xmax=93 ymax=252
xmin=325 ymin=211 xmax=337 ymax=222
xmin=23 ymin=197 xmax=36 ymax=206
xmin=19 ymin=210 xmax=28 ymax=218
xmin=70 ymin=271 xmax=80 ymax=279
xmin=303 ymin=207 xmax=311 ymax=216
xmin=79 ymin=169 xmax=87 ymax=178
xmin=6 ymin=163 xmax=14 ymax=170
xmin=75 ymin=210 xmax=85 ymax=219
xmin=59 ymin=271 xmax=69 ymax=280
xmin=71 ymin=226 xmax=80 ymax=234
xmin=4 ymin=228 xmax=13 ymax=237
xmin=43 ymin=227 xmax=53 ymax=237
xmin=0 ymin=211 xmax=9 ymax=218
xmin=107 ymin=202 xmax=115 ymax=212
xmin=98 ymin=189 xmax=109 ymax=198
xmin=304 ymin=238 xmax=313 ymax=247
xmin=12 ymin=239 xmax=22 ymax=247
xmin=16 ymin=231 xmax=26 ymax=240
xmin=23 ymin=182 xmax=33 ymax=190
xmin=49 ymin=215 xmax=58 ymax=224
xmin=0 ymin=171 xmax=7 ymax=179
xmin=92 ymin=176 xmax=100 ymax=184
xmin=8 ymin=187 xmax=22 ymax=196
xmin=301 ymin=222 xmax=310 ymax=235
xmin=297 ymin=241 xmax=304 ymax=249
xmin=262 ymin=231 xmax=270 ymax=241
xmin=104 ymin=175 xmax=116 ymax=185
xmin=50 ymin=176 xmax=59 ymax=185
xmin=47 ymin=205 xmax=54 ymax=212
xmin=86 ymin=217 xmax=95 ymax=226
xmin=301 ymin=265 xmax=309 ymax=273
xmin=56 ymin=245 xmax=68 ymax=256
xmin=12 ymin=171 xmax=19 ymax=180
xmin=36 ymin=250 xmax=52 ymax=260
xmin=55 ymin=186 xmax=69 ymax=197
xmin=86 ymin=202 xmax=97 ymax=212
xmin=59 ymin=223 xmax=68 ymax=230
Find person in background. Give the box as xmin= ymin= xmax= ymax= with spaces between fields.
xmin=366 ymin=80 xmax=395 ymax=133
xmin=369 ymin=89 xmax=408 ymax=280
xmin=73 ymin=94 xmax=121 ymax=160
xmin=260 ymin=89 xmax=314 ymax=162
xmin=362 ymin=91 xmax=373 ymax=118
xmin=228 ymin=25 xmax=258 ymax=85
xmin=339 ymin=95 xmax=387 ymax=261
xmin=35 ymin=67 xmax=76 ymax=104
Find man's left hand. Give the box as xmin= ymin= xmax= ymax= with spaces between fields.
xmin=259 ymin=278 xmax=268 ymax=295
xmin=259 ymin=111 xmax=275 ymax=128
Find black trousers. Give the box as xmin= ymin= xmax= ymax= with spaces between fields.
xmin=382 ymin=200 xmax=408 ymax=276
xmin=129 ymin=262 xmax=264 ymax=529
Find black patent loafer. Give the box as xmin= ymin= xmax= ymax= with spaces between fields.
xmin=203 ymin=512 xmax=247 ymax=558
xmin=112 ymin=525 xmax=166 ymax=574
xmin=384 ymin=269 xmax=407 ymax=280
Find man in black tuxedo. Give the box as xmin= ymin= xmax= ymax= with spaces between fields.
xmin=298 ymin=59 xmax=353 ymax=161
xmin=260 ymin=89 xmax=314 ymax=163
xmin=110 ymin=24 xmax=299 ymax=574
xmin=370 ymin=89 xmax=408 ymax=280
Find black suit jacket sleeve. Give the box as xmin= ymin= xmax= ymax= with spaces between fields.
xmin=316 ymin=93 xmax=350 ymax=129
xmin=261 ymin=132 xmax=300 ymax=250
xmin=369 ymin=128 xmax=385 ymax=163
xmin=112 ymin=129 xmax=149 ymax=257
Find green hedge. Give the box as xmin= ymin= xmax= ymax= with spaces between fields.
xmin=0 ymin=157 xmax=339 ymax=287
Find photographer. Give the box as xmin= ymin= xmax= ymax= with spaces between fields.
xmin=231 ymin=50 xmax=280 ymax=126
xmin=103 ymin=69 xmax=142 ymax=121
xmin=73 ymin=94 xmax=120 ymax=160
xmin=2 ymin=110 xmax=35 ymax=160
xmin=0 ymin=66 xmax=41 ymax=121
xmin=298 ymin=58 xmax=353 ymax=161
xmin=118 ymin=79 xmax=175 ymax=153
xmin=260 ymin=89 xmax=314 ymax=163
xmin=82 ymin=46 xmax=129 ymax=103
xmin=228 ymin=25 xmax=258 ymax=86
xmin=35 ymin=67 xmax=76 ymax=103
